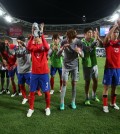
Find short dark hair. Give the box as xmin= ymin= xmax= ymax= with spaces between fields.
xmin=17 ymin=35 xmax=25 ymax=42
xmin=84 ymin=27 xmax=93 ymax=33
xmin=66 ymin=29 xmax=77 ymax=39
xmin=52 ymin=33 xmax=60 ymax=40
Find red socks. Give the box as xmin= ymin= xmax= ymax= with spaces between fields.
xmin=103 ymin=94 xmax=117 ymax=106
xmin=111 ymin=94 xmax=117 ymax=105
xmin=50 ymin=77 xmax=54 ymax=90
xmin=11 ymin=78 xmax=16 ymax=93
xmin=29 ymin=92 xmax=35 ymax=110
xmin=45 ymin=91 xmax=50 ymax=108
xmin=20 ymin=85 xmax=27 ymax=98
xmin=103 ymin=95 xmax=108 ymax=106
xmin=28 ymin=91 xmax=50 ymax=110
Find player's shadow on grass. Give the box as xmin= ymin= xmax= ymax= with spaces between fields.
xmin=0 ymin=98 xmax=28 ymax=113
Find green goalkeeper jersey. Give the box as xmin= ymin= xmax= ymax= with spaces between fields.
xmin=81 ymin=38 xmax=97 ymax=67
xmin=49 ymin=43 xmax=63 ymax=68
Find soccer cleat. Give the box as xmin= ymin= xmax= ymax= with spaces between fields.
xmin=103 ymin=106 xmax=109 ymax=113
xmin=6 ymin=89 xmax=10 ymax=95
xmin=18 ymin=92 xmax=22 ymax=96
xmin=27 ymin=109 xmax=34 ymax=117
xmin=110 ymin=103 xmax=120 ymax=110
xmin=71 ymin=102 xmax=76 ymax=109
xmin=22 ymin=98 xmax=28 ymax=104
xmin=45 ymin=108 xmax=51 ymax=116
xmin=50 ymin=90 xmax=54 ymax=94
xmin=60 ymin=103 xmax=64 ymax=110
xmin=11 ymin=92 xmax=17 ymax=97
xmin=92 ymin=96 xmax=100 ymax=102
xmin=0 ymin=89 xmax=5 ymax=95
xmin=85 ymin=100 xmax=91 ymax=105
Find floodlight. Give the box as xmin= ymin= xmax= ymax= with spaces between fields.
xmin=110 ymin=13 xmax=119 ymax=22
xmin=0 ymin=8 xmax=5 ymax=16
xmin=4 ymin=15 xmax=13 ymax=23
xmin=117 ymin=9 xmax=120 ymax=13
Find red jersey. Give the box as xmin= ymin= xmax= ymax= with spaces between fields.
xmin=1 ymin=44 xmax=17 ymax=70
xmin=104 ymin=40 xmax=120 ymax=68
xmin=27 ymin=35 xmax=50 ymax=74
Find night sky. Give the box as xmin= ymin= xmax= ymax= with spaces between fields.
xmin=0 ymin=0 xmax=120 ymax=24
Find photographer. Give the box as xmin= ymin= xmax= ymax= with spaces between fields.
xmin=26 ymin=23 xmax=51 ymax=117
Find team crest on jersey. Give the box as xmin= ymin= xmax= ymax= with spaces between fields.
xmin=35 ymin=52 xmax=40 ymax=58
xmin=114 ymin=48 xmax=119 ymax=53
xmin=9 ymin=49 xmax=15 ymax=55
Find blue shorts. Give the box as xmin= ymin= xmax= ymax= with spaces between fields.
xmin=50 ymin=66 xmax=62 ymax=76
xmin=102 ymin=69 xmax=120 ymax=86
xmin=18 ymin=73 xmax=31 ymax=85
xmin=30 ymin=74 xmax=50 ymax=92
xmin=8 ymin=67 xmax=18 ymax=78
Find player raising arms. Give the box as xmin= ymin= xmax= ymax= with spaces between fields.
xmin=26 ymin=23 xmax=51 ymax=117
xmin=102 ymin=19 xmax=120 ymax=113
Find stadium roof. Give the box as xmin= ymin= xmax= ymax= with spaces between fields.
xmin=0 ymin=2 xmax=119 ymax=32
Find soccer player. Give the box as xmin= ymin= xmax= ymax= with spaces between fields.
xmin=27 ymin=34 xmax=42 ymax=97
xmin=26 ymin=23 xmax=51 ymax=117
xmin=15 ymin=35 xmax=31 ymax=104
xmin=0 ymin=54 xmax=10 ymax=95
xmin=0 ymin=40 xmax=20 ymax=97
xmin=81 ymin=27 xmax=100 ymax=105
xmin=57 ymin=29 xmax=83 ymax=110
xmin=49 ymin=33 xmax=63 ymax=94
xmin=102 ymin=22 xmax=120 ymax=113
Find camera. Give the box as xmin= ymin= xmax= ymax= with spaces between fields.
xmin=32 ymin=22 xmax=42 ymax=38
